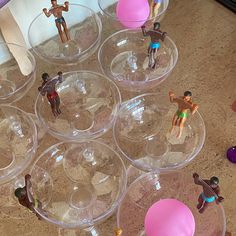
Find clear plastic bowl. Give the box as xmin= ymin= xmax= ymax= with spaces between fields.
xmin=0 ymin=42 xmax=36 ymax=104
xmin=117 ymin=171 xmax=226 ymax=236
xmin=113 ymin=93 xmax=205 ymax=172
xmin=0 ymin=105 xmax=37 ymax=185
xmin=35 ymin=71 xmax=121 ymax=141
xmin=98 ymin=29 xmax=178 ymax=91
xmin=59 ymin=225 xmax=105 ymax=236
xmin=28 ymin=140 xmax=127 ymax=229
xmin=28 ymin=3 xmax=102 ymax=65
xmin=98 ymin=0 xmax=169 ymax=31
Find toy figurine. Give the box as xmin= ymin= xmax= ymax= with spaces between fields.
xmin=115 ymin=228 xmax=122 ymax=236
xmin=14 ymin=174 xmax=42 ymax=220
xmin=141 ymin=22 xmax=166 ymax=69
xmin=38 ymin=71 xmax=63 ymax=117
xmin=43 ymin=0 xmax=70 ymax=43
xmin=193 ymin=173 xmax=224 ymax=213
xmin=169 ymin=91 xmax=198 ymax=138
xmin=149 ymin=0 xmax=161 ymax=19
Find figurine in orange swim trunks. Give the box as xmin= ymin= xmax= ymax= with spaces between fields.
xmin=38 ymin=71 xmax=63 ymax=117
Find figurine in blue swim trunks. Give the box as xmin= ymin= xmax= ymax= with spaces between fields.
xmin=43 ymin=0 xmax=70 ymax=43
xmin=193 ymin=173 xmax=224 ymax=213
xmin=141 ymin=22 xmax=166 ymax=69
xmin=169 ymin=91 xmax=199 ymax=138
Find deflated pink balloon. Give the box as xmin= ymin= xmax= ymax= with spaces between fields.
xmin=116 ymin=0 xmax=150 ymax=28
xmin=145 ymin=199 xmax=195 ymax=236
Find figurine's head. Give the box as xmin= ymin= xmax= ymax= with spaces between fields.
xmin=210 ymin=176 xmax=219 ymax=188
xmin=183 ymin=91 xmax=192 ymax=102
xmin=14 ymin=187 xmax=26 ymax=199
xmin=153 ymin=22 xmax=160 ymax=30
xmin=51 ymin=0 xmax=57 ymax=6
xmin=42 ymin=73 xmax=50 ymax=82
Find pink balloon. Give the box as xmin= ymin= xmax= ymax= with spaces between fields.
xmin=145 ymin=199 xmax=195 ymax=236
xmin=116 ymin=0 xmax=150 ymax=29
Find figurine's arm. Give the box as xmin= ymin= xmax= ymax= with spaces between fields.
xmin=39 ymin=85 xmax=47 ymax=96
xmin=57 ymin=71 xmax=63 ymax=83
xmin=62 ymin=1 xmax=69 ymax=12
xmin=190 ymin=104 xmax=198 ymax=115
xmin=193 ymin=173 xmax=203 ymax=186
xmin=214 ymin=187 xmax=224 ymax=204
xmin=169 ymin=91 xmax=177 ymax=103
xmin=141 ymin=25 xmax=148 ymax=37
xmin=43 ymin=8 xmax=52 ymax=17
xmin=162 ymin=32 xmax=167 ymax=41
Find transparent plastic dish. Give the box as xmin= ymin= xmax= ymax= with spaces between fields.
xmin=117 ymin=171 xmax=226 ymax=236
xmin=59 ymin=225 xmax=106 ymax=236
xmin=98 ymin=0 xmax=169 ymax=30
xmin=0 ymin=42 xmax=36 ymax=104
xmin=35 ymin=71 xmax=121 ymax=141
xmin=0 ymin=105 xmax=37 ymax=185
xmin=28 ymin=3 xmax=102 ymax=65
xmin=98 ymin=29 xmax=178 ymax=91
xmin=113 ymin=93 xmax=205 ymax=172
xmin=28 ymin=140 xmax=127 ymax=229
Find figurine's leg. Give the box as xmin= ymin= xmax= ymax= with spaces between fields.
xmin=49 ymin=99 xmax=57 ymax=117
xmin=56 ymin=22 xmax=66 ymax=43
xmin=170 ymin=114 xmax=178 ymax=134
xmin=148 ymin=46 xmax=151 ymax=56
xmin=149 ymin=49 xmax=155 ymax=68
xmin=62 ymin=21 xmax=71 ymax=41
xmin=197 ymin=195 xmax=204 ymax=209
xmin=177 ymin=118 xmax=186 ymax=138
xmin=152 ymin=48 xmax=159 ymax=69
xmin=55 ymin=96 xmax=61 ymax=114
xmin=199 ymin=202 xmax=209 ymax=213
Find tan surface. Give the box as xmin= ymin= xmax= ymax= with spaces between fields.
xmin=0 ymin=0 xmax=235 ymax=235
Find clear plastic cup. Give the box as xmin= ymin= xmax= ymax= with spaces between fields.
xmin=28 ymin=3 xmax=102 ymax=65
xmin=113 ymin=93 xmax=205 ymax=172
xmin=35 ymin=71 xmax=121 ymax=141
xmin=98 ymin=29 xmax=178 ymax=91
xmin=98 ymin=0 xmax=169 ymax=31
xmin=0 ymin=105 xmax=37 ymax=185
xmin=28 ymin=140 xmax=127 ymax=229
xmin=0 ymin=42 xmax=36 ymax=104
xmin=117 ymin=171 xmax=226 ymax=236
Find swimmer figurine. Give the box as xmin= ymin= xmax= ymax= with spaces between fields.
xmin=193 ymin=173 xmax=224 ymax=213
xmin=115 ymin=228 xmax=122 ymax=236
xmin=141 ymin=22 xmax=166 ymax=69
xmin=149 ymin=0 xmax=161 ymax=19
xmin=38 ymin=71 xmax=63 ymax=117
xmin=43 ymin=0 xmax=70 ymax=43
xmin=15 ymin=174 xmax=42 ymax=220
xmin=169 ymin=91 xmax=198 ymax=138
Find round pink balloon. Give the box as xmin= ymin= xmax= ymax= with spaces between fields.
xmin=145 ymin=199 xmax=195 ymax=236
xmin=116 ymin=0 xmax=150 ymax=28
